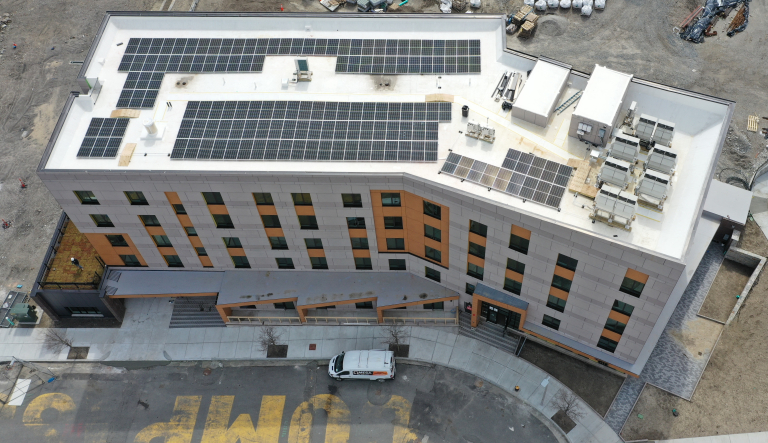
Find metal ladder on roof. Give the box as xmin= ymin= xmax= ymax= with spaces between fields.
xmin=555 ymin=91 xmax=583 ymax=115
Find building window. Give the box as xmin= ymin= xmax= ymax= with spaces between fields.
xmin=465 ymin=283 xmax=476 ymax=295
xmin=106 ymin=235 xmax=128 ymax=247
xmin=185 ymin=227 xmax=198 ymax=236
xmin=597 ymin=336 xmax=618 ymax=353
xmin=356 ymin=301 xmax=374 ymax=309
xmin=424 ymin=225 xmax=441 ymax=242
xmin=556 ymin=254 xmax=578 ymax=272
xmin=509 ymin=225 xmax=531 ymax=254
xmin=384 ymin=217 xmax=403 ymax=229
xmin=577 ymin=122 xmax=593 ymax=134
xmin=66 ymin=307 xmax=101 ymax=315
xmin=233 ymin=256 xmax=251 ymax=269
xmin=74 ymin=191 xmax=99 ymax=205
xmin=347 ymin=217 xmax=366 ymax=229
xmin=164 ymin=255 xmax=184 ymax=268
xmin=120 ymin=255 xmax=141 ymax=267
xmin=503 ymin=278 xmax=522 ymax=295
xmin=342 ymin=193 xmax=363 ymax=208
xmin=213 ymin=214 xmax=234 ymax=229
xmin=424 ymin=301 xmax=444 ymax=310
xmin=298 ymin=215 xmax=319 ymax=230
xmin=275 ymin=258 xmax=294 ymax=269
xmin=195 ymin=247 xmax=208 ymax=256
xmin=139 ymin=215 xmax=160 ymax=227
xmin=605 ymin=318 xmax=627 ymax=335
xmin=467 ymin=263 xmax=484 ymax=280
xmin=423 ymin=201 xmax=441 ymax=220
xmin=222 ymin=237 xmax=242 ymax=248
xmin=152 ymin=235 xmax=173 ymax=247
xmin=91 ymin=214 xmax=114 ymax=228
xmin=620 ymin=270 xmax=648 ymax=297
xmin=310 ymin=257 xmax=328 ymax=270
xmin=551 ymin=275 xmax=572 ymax=293
xmin=269 ymin=237 xmax=289 ymax=250
xmin=469 ymin=220 xmax=487 ymax=237
xmin=381 ymin=192 xmax=401 ymax=207
xmin=542 ymin=315 xmax=561 ymax=331
xmin=546 ymin=295 xmax=566 ymax=313
xmin=386 ymin=238 xmax=405 ymax=250
xmin=506 ymin=258 xmax=525 ymax=275
xmin=305 ymin=238 xmax=323 ymax=249
xmin=261 ymin=214 xmax=281 ymax=228
xmin=124 ymin=191 xmax=149 ymax=206
xmin=202 ymin=192 xmax=225 ymax=205
xmin=389 ymin=259 xmax=406 ymax=271
xmin=173 ymin=204 xmax=187 ymax=215
xmin=291 ymin=193 xmax=313 ymax=206
xmin=468 ymin=242 xmax=486 ymax=259
xmin=355 ymin=257 xmax=373 ymax=270
xmin=275 ymin=302 xmax=296 ymax=309
xmin=612 ymin=300 xmax=635 ymax=316
xmin=425 ymin=267 xmax=441 ymax=282
xmin=253 ymin=192 xmax=274 ymax=205
xmin=425 ymin=246 xmax=442 ymax=262
xmin=350 ymin=238 xmax=369 ymax=250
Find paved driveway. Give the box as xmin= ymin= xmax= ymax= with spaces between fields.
xmin=0 ymin=361 xmax=563 ymax=443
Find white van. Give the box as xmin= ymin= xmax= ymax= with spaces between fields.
xmin=328 ymin=350 xmax=396 ymax=382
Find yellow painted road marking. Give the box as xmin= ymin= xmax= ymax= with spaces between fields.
xmin=202 ymin=395 xmax=285 ymax=443
xmin=134 ymin=396 xmax=201 ymax=443
xmin=23 ymin=393 xmax=76 ymax=426
xmin=289 ymin=395 xmax=350 ymax=443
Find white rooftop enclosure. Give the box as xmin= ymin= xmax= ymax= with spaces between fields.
xmin=569 ymin=65 xmax=633 ymax=146
xmin=511 ymin=57 xmax=571 ymax=127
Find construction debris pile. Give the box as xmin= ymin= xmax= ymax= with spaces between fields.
xmin=680 ymin=0 xmax=750 ymax=43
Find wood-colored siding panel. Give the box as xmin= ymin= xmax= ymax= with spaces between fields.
xmin=608 ymin=310 xmax=631 ymax=324
xmin=625 ymin=268 xmax=649 ymax=284
xmin=348 ymin=229 xmax=368 ymax=238
xmin=157 ymin=247 xmax=177 ymax=256
xmin=549 ymin=286 xmax=569 ymax=300
xmin=601 ymin=329 xmax=623 ymax=342
xmin=165 ymin=192 xmax=182 ymax=205
xmin=554 ymin=266 xmax=576 ymax=281
xmin=294 ymin=206 xmax=315 ymax=216
xmin=264 ymin=228 xmax=285 ymax=237
xmin=511 ymin=225 xmax=532 ymax=240
xmin=307 ymin=249 xmax=326 ymax=258
xmin=199 ymin=256 xmax=213 ymax=267
xmin=467 ymin=254 xmax=485 ymax=268
xmin=208 ymin=205 xmax=229 ymax=215
xmin=352 ymin=249 xmax=371 ymax=258
xmin=176 ymin=214 xmax=193 ymax=227
xmin=226 ymin=248 xmax=246 ymax=256
xmin=505 ymin=269 xmax=524 ymax=282
xmin=468 ymin=232 xmax=487 ymax=247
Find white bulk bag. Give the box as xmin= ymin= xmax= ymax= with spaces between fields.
xmin=535 ymin=0 xmax=547 ymax=10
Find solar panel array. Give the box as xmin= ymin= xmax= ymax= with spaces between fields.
xmin=171 ymin=101 xmax=452 ymax=161
xmin=117 ymin=72 xmax=165 ymax=109
xmin=335 ymin=39 xmax=481 ymax=74
xmin=117 ymin=38 xmax=480 ymax=74
xmin=440 ymin=149 xmax=572 ymax=209
xmin=77 ymin=118 xmax=129 ymax=158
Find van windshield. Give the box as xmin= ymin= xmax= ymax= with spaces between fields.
xmin=334 ymin=353 xmax=344 ymax=373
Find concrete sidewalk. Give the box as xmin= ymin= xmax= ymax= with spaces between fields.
xmin=657 ymin=432 xmax=768 ymax=443
xmin=0 ymin=297 xmax=620 ymax=443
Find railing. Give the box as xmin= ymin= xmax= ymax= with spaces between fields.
xmin=305 ymin=316 xmax=379 ymax=325
xmin=228 ymin=316 xmax=302 ymax=325
xmin=38 ymin=272 xmax=103 ymax=290
xmin=382 ymin=312 xmax=459 ymax=326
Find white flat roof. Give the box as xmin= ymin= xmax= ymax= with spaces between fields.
xmin=39 ymin=14 xmax=733 ymax=262
xmin=703 ymin=179 xmax=752 ymax=224
xmin=512 ymin=58 xmax=571 ymax=118
xmin=573 ymin=65 xmax=632 ymax=125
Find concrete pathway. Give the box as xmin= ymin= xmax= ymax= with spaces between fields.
xmin=657 ymin=432 xmax=768 ymax=443
xmin=605 ymin=243 xmax=725 ymax=433
xmin=0 ymin=297 xmax=620 ymax=443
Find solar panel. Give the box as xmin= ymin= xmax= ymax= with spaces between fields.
xmin=440 ymin=148 xmax=572 ymax=209
xmin=171 ymin=100 xmax=450 ymax=161
xmin=116 ymin=72 xmax=164 ymax=109
xmin=77 ymin=118 xmax=129 ymax=158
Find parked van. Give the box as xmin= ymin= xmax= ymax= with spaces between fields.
xmin=328 ymin=350 xmax=396 ymax=382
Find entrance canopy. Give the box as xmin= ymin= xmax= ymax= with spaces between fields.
xmin=474 ymin=283 xmax=528 ymax=311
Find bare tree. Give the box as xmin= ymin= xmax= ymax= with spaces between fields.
xmin=381 ymin=324 xmax=409 ymax=351
xmin=549 ymin=389 xmax=586 ymax=421
xmin=43 ymin=329 xmax=74 ymax=354
xmin=256 ymin=326 xmax=283 ymax=352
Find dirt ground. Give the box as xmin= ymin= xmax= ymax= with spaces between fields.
xmin=623 ymin=219 xmax=768 ymax=440
xmin=519 ymin=340 xmax=624 ymax=417
xmin=698 ymin=259 xmax=753 ymax=323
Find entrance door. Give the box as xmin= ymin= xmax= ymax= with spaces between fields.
xmin=480 ymin=302 xmax=521 ymax=330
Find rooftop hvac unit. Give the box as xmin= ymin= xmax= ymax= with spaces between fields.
xmin=608 ymin=133 xmax=641 ymax=164
xmin=598 ymin=156 xmax=633 ymax=189
xmin=294 ymin=58 xmax=313 ymax=82
xmin=466 ymin=120 xmax=496 ymax=143
xmin=635 ymin=114 xmax=657 ymax=144
xmin=652 ymin=119 xmax=675 ymax=146
xmin=636 ymin=170 xmax=671 ymax=210
xmin=502 ymin=72 xmax=523 ymax=102
xmin=593 ymin=185 xmax=637 ymax=230
xmin=646 ymin=144 xmax=678 ymax=175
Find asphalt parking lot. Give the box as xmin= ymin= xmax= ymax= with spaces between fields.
xmin=0 ymin=361 xmax=563 ymax=443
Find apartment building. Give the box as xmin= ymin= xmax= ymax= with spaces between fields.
xmin=34 ymin=12 xmax=735 ymax=376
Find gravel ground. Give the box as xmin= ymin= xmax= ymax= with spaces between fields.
xmin=697 ymin=259 xmax=753 ymax=323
